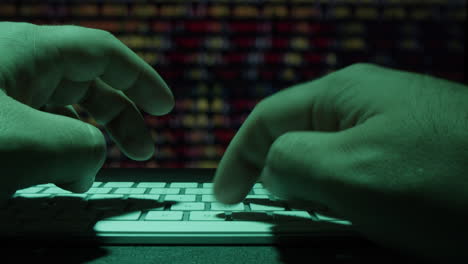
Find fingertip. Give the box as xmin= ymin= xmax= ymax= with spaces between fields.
xmin=213 ymin=178 xmax=249 ymax=205
xmin=55 ymin=174 xmax=95 ymax=193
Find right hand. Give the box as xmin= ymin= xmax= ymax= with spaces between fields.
xmin=213 ymin=63 xmax=468 ymax=262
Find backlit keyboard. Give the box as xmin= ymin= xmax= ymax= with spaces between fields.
xmin=1 ymin=181 xmax=352 ymax=244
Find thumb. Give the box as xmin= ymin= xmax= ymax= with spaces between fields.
xmin=1 ymin=94 xmax=106 ymax=193
xmin=259 ymin=130 xmax=355 ymax=207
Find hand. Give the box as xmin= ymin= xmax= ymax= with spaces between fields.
xmin=213 ymin=63 xmax=468 ymax=262
xmin=0 ymin=22 xmax=174 ymax=199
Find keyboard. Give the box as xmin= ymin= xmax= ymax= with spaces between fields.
xmin=1 ymin=181 xmax=353 ymax=244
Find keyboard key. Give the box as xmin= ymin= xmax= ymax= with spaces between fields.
xmin=170 ymin=182 xmax=198 ymax=188
xmin=185 ymin=188 xmax=213 ymax=195
xmin=245 ymin=195 xmax=269 ymax=200
xmin=252 ymin=189 xmax=270 ymax=195
xmin=128 ymin=194 xmax=160 ymax=201
xmin=86 ymin=188 xmax=112 ymax=194
xmin=114 ymin=188 xmax=147 ymax=194
xmin=253 ymin=183 xmax=264 ymax=189
xmin=35 ymin=183 xmax=55 ymax=188
xmin=250 ymin=203 xmax=285 ymax=211
xmin=145 ymin=211 xmax=183 ymax=220
xmin=164 ymin=195 xmax=196 ymax=202
xmin=12 ymin=193 xmax=52 ymax=199
xmin=210 ymin=202 xmax=244 ymax=211
xmin=190 ymin=211 xmax=226 ymax=221
xmin=88 ymin=194 xmax=125 ymax=200
xmin=149 ymin=188 xmax=180 ymax=195
xmin=92 ymin=182 xmax=102 ymax=187
xmin=272 ymin=211 xmax=312 ymax=222
xmin=42 ymin=188 xmax=72 ymax=194
xmin=137 ymin=182 xmax=166 ymax=188
xmin=15 ymin=187 xmax=44 ymax=194
xmin=201 ymin=195 xmax=217 ymax=202
xmin=104 ymin=182 xmax=134 ymax=188
xmin=170 ymin=202 xmax=205 ymax=211
xmin=103 ymin=211 xmax=142 ymax=221
xmin=202 ymin=183 xmax=213 ymax=188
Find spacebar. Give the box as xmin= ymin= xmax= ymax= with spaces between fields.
xmin=94 ymin=221 xmax=274 ymax=233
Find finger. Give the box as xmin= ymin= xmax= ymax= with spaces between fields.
xmin=79 ymin=78 xmax=154 ymax=161
xmin=1 ymin=93 xmax=106 ymax=193
xmin=39 ymin=24 xmax=174 ymax=115
xmin=47 ymin=76 xmax=153 ymax=160
xmin=258 ymin=131 xmax=353 ymax=207
xmin=40 ymin=104 xmax=101 ymax=192
xmin=213 ymin=63 xmax=384 ymax=204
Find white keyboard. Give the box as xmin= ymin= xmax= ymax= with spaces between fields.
xmin=1 ymin=181 xmax=353 ymax=244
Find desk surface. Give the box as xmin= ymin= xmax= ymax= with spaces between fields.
xmin=3 ymin=243 xmax=428 ymax=264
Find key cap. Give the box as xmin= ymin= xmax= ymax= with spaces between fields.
xmin=86 ymin=188 xmax=112 ymax=194
xmin=13 ymin=193 xmax=51 ymax=199
xmin=145 ymin=211 xmax=183 ymax=220
xmin=137 ymin=182 xmax=166 ymax=188
xmin=190 ymin=211 xmax=226 ymax=221
xmin=42 ymin=188 xmax=72 ymax=194
xmin=104 ymin=182 xmax=134 ymax=188
xmin=185 ymin=188 xmax=213 ymax=195
xmin=252 ymin=189 xmax=270 ymax=195
xmin=250 ymin=203 xmax=285 ymax=211
xmin=272 ymin=211 xmax=312 ymax=222
xmin=253 ymin=183 xmax=264 ymax=189
xmin=88 ymin=194 xmax=125 ymax=200
xmin=210 ymin=202 xmax=244 ymax=211
xmin=128 ymin=194 xmax=160 ymax=201
xmin=202 ymin=183 xmax=213 ymax=188
xmin=103 ymin=211 xmax=142 ymax=221
xmin=35 ymin=183 xmax=55 ymax=188
xmin=114 ymin=188 xmax=147 ymax=194
xmin=170 ymin=202 xmax=205 ymax=211
xmin=164 ymin=195 xmax=196 ymax=202
xmin=245 ymin=195 xmax=269 ymax=199
xmin=202 ymin=195 xmax=217 ymax=202
xmin=15 ymin=187 xmax=44 ymax=194
xmin=54 ymin=193 xmax=88 ymax=199
xmin=170 ymin=182 xmax=198 ymax=188
xmin=149 ymin=188 xmax=180 ymax=194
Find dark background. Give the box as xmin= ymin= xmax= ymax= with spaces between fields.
xmin=1 ymin=0 xmax=466 ymax=170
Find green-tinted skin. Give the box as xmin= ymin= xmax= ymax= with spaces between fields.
xmin=1 ymin=22 xmax=467 ymax=263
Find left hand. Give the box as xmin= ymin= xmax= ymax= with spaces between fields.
xmin=0 ymin=22 xmax=174 ymax=197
